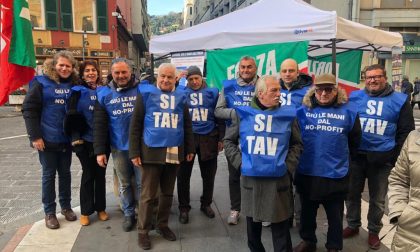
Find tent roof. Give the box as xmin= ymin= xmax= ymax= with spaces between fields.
xmin=150 ymin=0 xmax=402 ymax=56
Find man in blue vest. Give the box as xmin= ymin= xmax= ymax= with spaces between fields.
xmin=215 ymin=55 xmax=258 ymax=225
xmin=225 ymin=75 xmax=302 ymax=251
xmin=279 ymin=58 xmax=313 ymax=108
xmin=177 ymin=66 xmax=224 ymax=224
xmin=344 ymin=64 xmax=414 ymax=250
xmin=129 ymin=63 xmax=195 ymax=250
xmin=293 ymin=73 xmax=361 ymax=252
xmin=94 ymin=58 xmax=141 ymax=232
xmin=279 ymin=58 xmax=313 ymax=229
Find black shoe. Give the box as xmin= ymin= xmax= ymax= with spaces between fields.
xmin=122 ymin=215 xmax=135 ymax=232
xmin=200 ymin=205 xmax=215 ymax=218
xmin=293 ymin=240 xmax=316 ymax=252
xmin=179 ymin=210 xmax=189 ymax=224
xmin=156 ymin=226 xmax=176 ymax=241
xmin=138 ymin=233 xmax=151 ymax=250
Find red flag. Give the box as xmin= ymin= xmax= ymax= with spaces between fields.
xmin=0 ymin=0 xmax=36 ymax=106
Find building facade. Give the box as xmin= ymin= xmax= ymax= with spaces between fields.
xmin=29 ymin=0 xmax=150 ymax=79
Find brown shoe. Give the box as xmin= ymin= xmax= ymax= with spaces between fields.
xmin=45 ymin=214 xmax=60 ymax=229
xmin=293 ymin=240 xmax=316 ymax=252
xmin=200 ymin=205 xmax=215 ymax=218
xmin=97 ymin=211 xmax=109 ymax=221
xmin=343 ymin=226 xmax=359 ymax=238
xmin=61 ymin=208 xmax=77 ymax=221
xmin=156 ymin=226 xmax=176 ymax=241
xmin=368 ymin=233 xmax=380 ymax=250
xmin=80 ymin=215 xmax=90 ymax=226
xmin=138 ymin=233 xmax=151 ymax=250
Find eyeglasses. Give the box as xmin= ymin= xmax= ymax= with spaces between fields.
xmin=315 ymin=87 xmax=335 ymax=94
xmin=366 ymin=75 xmax=384 ymax=81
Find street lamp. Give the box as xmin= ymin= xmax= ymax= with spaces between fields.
xmin=82 ymin=30 xmax=87 ymax=61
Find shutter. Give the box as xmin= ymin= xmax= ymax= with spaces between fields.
xmin=96 ymin=0 xmax=108 ymax=33
xmin=45 ymin=0 xmax=58 ymax=30
xmin=60 ymin=0 xmax=73 ymax=31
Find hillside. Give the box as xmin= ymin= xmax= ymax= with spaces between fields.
xmin=149 ymin=12 xmax=183 ymax=35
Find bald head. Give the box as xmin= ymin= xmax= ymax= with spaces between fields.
xmin=280 ymin=58 xmax=299 ymax=87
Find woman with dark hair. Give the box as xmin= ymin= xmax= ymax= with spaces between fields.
xmin=65 ymin=60 xmax=109 ymax=226
xmin=22 ymin=50 xmax=79 ymax=229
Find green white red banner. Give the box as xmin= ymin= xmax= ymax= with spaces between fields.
xmin=0 ymin=0 xmax=36 ymax=105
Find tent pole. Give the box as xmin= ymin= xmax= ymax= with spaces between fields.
xmin=332 ymin=38 xmax=337 ymax=75
xmin=151 ymin=54 xmax=155 ymax=72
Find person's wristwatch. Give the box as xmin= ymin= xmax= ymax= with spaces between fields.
xmin=71 ymin=139 xmax=84 ymax=146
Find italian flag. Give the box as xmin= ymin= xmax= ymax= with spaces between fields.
xmin=0 ymin=0 xmax=36 ymax=106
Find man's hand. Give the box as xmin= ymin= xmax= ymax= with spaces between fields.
xmin=186 ymin=153 xmax=194 ymax=162
xmin=97 ymin=154 xmax=108 ymax=168
xmin=218 ymin=141 xmax=224 ymax=152
xmin=131 ymin=156 xmax=142 ymax=167
xmin=32 ymin=138 xmax=45 ymax=151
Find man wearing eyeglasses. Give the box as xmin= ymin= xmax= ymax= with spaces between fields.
xmin=279 ymin=58 xmax=313 ymax=229
xmin=344 ymin=64 xmax=414 ymax=250
xmin=293 ymin=73 xmax=361 ymax=252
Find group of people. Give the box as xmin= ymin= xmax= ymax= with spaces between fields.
xmin=21 ymin=50 xmax=418 ymax=252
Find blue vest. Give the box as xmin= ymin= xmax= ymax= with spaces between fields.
xmin=97 ymin=84 xmax=138 ymax=150
xmin=280 ymin=86 xmax=310 ymax=108
xmin=223 ymin=79 xmax=255 ymax=108
xmin=184 ymin=87 xmax=218 ymax=135
xmin=236 ymin=106 xmax=295 ymax=177
xmin=297 ymin=103 xmax=357 ymax=178
xmin=37 ymin=76 xmax=71 ymax=143
xmin=72 ymin=85 xmax=96 ymax=142
xmin=350 ymin=90 xmax=406 ymax=151
xmin=139 ymin=85 xmax=187 ymax=147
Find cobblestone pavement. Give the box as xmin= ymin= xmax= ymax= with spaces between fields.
xmin=0 ymin=106 xmax=114 ymax=234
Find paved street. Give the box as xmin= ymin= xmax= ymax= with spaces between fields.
xmin=0 ymin=105 xmax=419 ymax=251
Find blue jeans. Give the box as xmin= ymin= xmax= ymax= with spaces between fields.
xmin=345 ymin=154 xmax=393 ymax=234
xmin=39 ymin=150 xmax=72 ymax=214
xmin=111 ymin=149 xmax=141 ymax=217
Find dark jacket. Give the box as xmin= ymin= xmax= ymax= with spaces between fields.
xmin=22 ymin=59 xmax=78 ymax=151
xmin=401 ymin=79 xmax=413 ymax=102
xmin=224 ymin=96 xmax=303 ymax=222
xmin=294 ymin=87 xmax=361 ymax=201
xmin=188 ymin=82 xmax=225 ymax=161
xmin=280 ymin=73 xmax=313 ymax=91
xmin=128 ymin=89 xmax=195 ymax=164
xmin=93 ymin=78 xmax=138 ymax=155
xmin=360 ymin=85 xmax=415 ymax=165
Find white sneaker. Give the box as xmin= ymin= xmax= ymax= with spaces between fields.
xmin=262 ymin=221 xmax=271 ymax=227
xmin=227 ymin=210 xmax=240 ymax=225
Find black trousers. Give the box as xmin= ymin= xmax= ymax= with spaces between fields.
xmin=299 ymin=196 xmax=344 ymax=250
xmin=246 ymin=217 xmax=292 ymax=252
xmin=227 ymin=159 xmax=241 ymax=211
xmin=76 ymin=142 xmax=106 ymax=215
xmin=177 ymin=150 xmax=217 ymax=210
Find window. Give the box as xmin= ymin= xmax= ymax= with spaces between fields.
xmin=189 ymin=6 xmax=193 ymax=15
xmin=189 ymin=20 xmax=193 ymax=27
xmin=72 ymin=0 xmax=96 ymax=32
xmin=29 ymin=0 xmax=45 ymax=29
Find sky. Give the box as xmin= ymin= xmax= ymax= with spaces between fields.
xmin=148 ymin=0 xmax=185 ymax=16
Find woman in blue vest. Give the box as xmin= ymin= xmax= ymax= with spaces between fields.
xmin=65 ymin=60 xmax=109 ymax=226
xmin=22 ymin=51 xmax=79 ymax=229
xmin=293 ymin=74 xmax=361 ymax=252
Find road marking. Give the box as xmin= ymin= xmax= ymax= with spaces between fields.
xmin=0 ymin=134 xmax=27 ymax=141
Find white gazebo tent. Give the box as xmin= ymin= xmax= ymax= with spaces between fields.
xmin=149 ymin=0 xmax=402 ymax=73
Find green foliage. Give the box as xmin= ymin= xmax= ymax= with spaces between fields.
xmin=149 ymin=12 xmax=183 ymax=35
